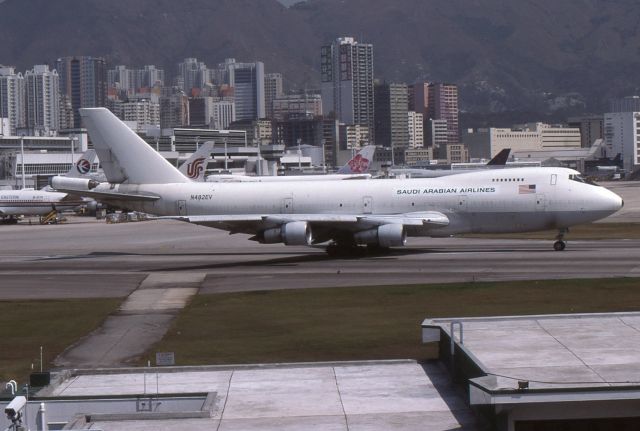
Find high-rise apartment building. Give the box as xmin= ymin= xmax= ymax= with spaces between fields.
xmin=56 ymin=56 xmax=107 ymax=128
xmin=160 ymin=90 xmax=190 ymax=129
xmin=264 ymin=73 xmax=283 ymax=119
xmin=374 ymin=82 xmax=408 ymax=150
xmin=426 ymin=83 xmax=459 ymax=147
xmin=273 ymin=94 xmax=322 ymax=121
xmin=408 ymin=111 xmax=424 ymax=149
xmin=413 ymin=81 xmax=459 ymax=157
xmin=177 ymin=58 xmax=213 ymax=94
xmin=25 ymin=65 xmax=60 ymax=134
xmin=604 ymin=111 xmax=640 ymax=173
xmin=140 ymin=65 xmax=165 ymax=89
xmin=211 ymin=100 xmax=236 ymax=130
xmin=610 ymin=96 xmax=640 ymax=113
xmin=108 ymin=65 xmax=136 ymax=94
xmin=321 ymin=37 xmax=374 ymax=142
xmin=568 ymin=115 xmax=604 ymax=148
xmin=122 ymin=98 xmax=160 ymax=132
xmin=233 ymin=62 xmax=265 ymax=121
xmin=0 ymin=67 xmax=25 ymax=135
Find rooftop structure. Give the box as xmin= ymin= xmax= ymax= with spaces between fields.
xmin=423 ymin=312 xmax=640 ymax=430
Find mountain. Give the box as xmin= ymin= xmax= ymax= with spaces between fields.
xmin=1 ymin=0 xmax=639 ymax=116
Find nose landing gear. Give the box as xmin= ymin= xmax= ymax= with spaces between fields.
xmin=553 ymin=228 xmax=568 ymax=251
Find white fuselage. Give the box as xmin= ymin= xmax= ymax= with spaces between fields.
xmin=96 ymin=167 xmax=622 ymax=236
xmin=0 ymin=189 xmax=82 ymax=217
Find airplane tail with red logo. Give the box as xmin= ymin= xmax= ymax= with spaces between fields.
xmin=336 ymin=145 xmax=376 ymax=174
xmin=179 ymin=141 xmax=214 ymax=181
xmin=67 ymin=149 xmax=97 ymax=178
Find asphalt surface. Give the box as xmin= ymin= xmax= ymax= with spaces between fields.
xmin=1 ymin=217 xmax=640 ymax=298
xmin=1 ymin=181 xmax=638 ymax=368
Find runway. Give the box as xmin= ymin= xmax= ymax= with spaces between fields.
xmin=1 ymin=217 xmax=639 ymax=299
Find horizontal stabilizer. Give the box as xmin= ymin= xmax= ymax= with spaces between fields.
xmin=56 ymin=188 xmax=160 ymax=202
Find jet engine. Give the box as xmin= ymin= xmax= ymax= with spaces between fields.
xmin=354 ymin=224 xmax=407 ymax=247
xmin=262 ymin=221 xmax=313 ymax=246
xmin=50 ymin=176 xmax=100 ymax=191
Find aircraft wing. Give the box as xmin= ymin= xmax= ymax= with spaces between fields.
xmin=55 ymin=188 xmax=161 ymax=202
xmin=157 ymin=211 xmax=449 ymax=237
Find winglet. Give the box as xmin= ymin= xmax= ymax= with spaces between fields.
xmin=179 ymin=141 xmax=214 ymax=181
xmin=487 ymin=148 xmax=510 ymax=166
xmin=337 ymin=145 xmax=376 ymax=174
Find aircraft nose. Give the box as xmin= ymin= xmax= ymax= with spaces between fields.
xmin=605 ymin=189 xmax=624 ymax=212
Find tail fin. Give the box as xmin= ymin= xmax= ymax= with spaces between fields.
xmin=179 ymin=141 xmax=214 ymax=181
xmin=337 ymin=145 xmax=376 ymax=174
xmin=79 ymin=108 xmax=189 ymax=184
xmin=67 ymin=149 xmax=97 ymax=178
xmin=487 ymin=148 xmax=510 ymax=166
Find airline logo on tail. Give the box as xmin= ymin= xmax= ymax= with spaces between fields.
xmin=76 ymin=159 xmax=92 ymax=175
xmin=186 ymin=158 xmax=206 ymax=179
xmin=347 ymin=154 xmax=370 ymax=174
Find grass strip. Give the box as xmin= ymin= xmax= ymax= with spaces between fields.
xmin=147 ymin=277 xmax=640 ymax=366
xmin=0 ymin=299 xmax=121 ymax=384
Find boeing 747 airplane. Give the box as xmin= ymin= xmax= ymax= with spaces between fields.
xmin=56 ymin=108 xmax=623 ymax=254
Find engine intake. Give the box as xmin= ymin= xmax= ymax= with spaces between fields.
xmin=354 ymin=224 xmax=407 ymax=247
xmin=262 ymin=221 xmax=312 ymax=246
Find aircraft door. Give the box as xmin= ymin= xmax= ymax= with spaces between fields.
xmin=176 ymin=200 xmax=187 ymax=216
xmin=363 ymin=196 xmax=373 ymax=214
xmin=282 ymin=197 xmax=293 ymax=214
xmin=536 ymin=194 xmax=546 ymax=211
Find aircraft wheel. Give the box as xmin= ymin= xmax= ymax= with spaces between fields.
xmin=553 ymin=240 xmax=566 ymax=251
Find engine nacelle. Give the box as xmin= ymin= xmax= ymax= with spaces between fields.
xmin=262 ymin=221 xmax=312 ymax=246
xmin=50 ymin=176 xmax=100 ymax=191
xmin=354 ymin=224 xmax=407 ymax=247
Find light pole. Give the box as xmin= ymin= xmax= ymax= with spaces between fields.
xmin=20 ymin=135 xmax=25 ymax=189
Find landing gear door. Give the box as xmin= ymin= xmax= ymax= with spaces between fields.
xmin=176 ymin=200 xmax=187 ymax=216
xmin=536 ymin=194 xmax=546 ymax=211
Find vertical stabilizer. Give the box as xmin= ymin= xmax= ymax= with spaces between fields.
xmin=67 ymin=149 xmax=97 ymax=178
xmin=179 ymin=141 xmax=214 ymax=181
xmin=79 ymin=108 xmax=189 ymax=184
xmin=487 ymin=148 xmax=511 ymax=166
xmin=337 ymin=145 xmax=376 ymax=174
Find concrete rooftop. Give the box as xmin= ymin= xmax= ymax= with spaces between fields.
xmin=34 ymin=360 xmax=479 ymax=430
xmin=427 ymin=312 xmax=640 ymax=391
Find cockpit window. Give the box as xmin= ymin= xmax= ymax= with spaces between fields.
xmin=569 ymin=174 xmax=599 ymax=186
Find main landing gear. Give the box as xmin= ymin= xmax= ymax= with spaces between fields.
xmin=553 ymin=228 xmax=568 ymax=251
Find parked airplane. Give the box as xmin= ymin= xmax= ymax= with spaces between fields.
xmin=390 ymin=149 xmax=511 ymax=178
xmin=204 ymin=145 xmax=375 ymax=182
xmin=0 ymin=152 xmax=93 ymax=223
xmin=57 ymin=108 xmax=623 ymax=254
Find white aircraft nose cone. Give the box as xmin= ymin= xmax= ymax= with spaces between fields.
xmin=605 ymin=189 xmax=624 ymax=213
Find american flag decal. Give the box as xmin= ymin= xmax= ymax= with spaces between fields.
xmin=519 ymin=184 xmax=536 ymax=194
